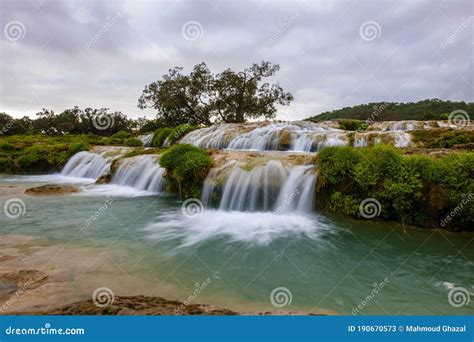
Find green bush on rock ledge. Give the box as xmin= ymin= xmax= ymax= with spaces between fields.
xmin=152 ymin=128 xmax=173 ymax=147
xmin=159 ymin=144 xmax=213 ymax=199
xmin=317 ymin=144 xmax=473 ymax=231
xmin=124 ymin=137 xmax=143 ymax=147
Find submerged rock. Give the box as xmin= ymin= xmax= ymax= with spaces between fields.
xmin=25 ymin=184 xmax=80 ymax=196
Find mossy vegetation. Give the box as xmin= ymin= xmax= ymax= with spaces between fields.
xmin=152 ymin=128 xmax=173 ymax=147
xmin=411 ymin=129 xmax=474 ymax=149
xmin=124 ymin=137 xmax=144 ymax=147
xmin=317 ymin=144 xmax=473 ymax=231
xmin=338 ymin=119 xmax=367 ymax=131
xmin=159 ymin=144 xmax=213 ymax=198
xmin=152 ymin=125 xmax=198 ymax=147
xmin=0 ymin=135 xmax=93 ymax=173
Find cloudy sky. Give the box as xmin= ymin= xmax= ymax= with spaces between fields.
xmin=0 ymin=0 xmax=472 ymax=120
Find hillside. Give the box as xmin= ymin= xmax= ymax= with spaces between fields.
xmin=306 ymin=99 xmax=474 ymax=121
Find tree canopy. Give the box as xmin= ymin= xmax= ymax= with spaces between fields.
xmin=138 ymin=61 xmax=293 ymax=125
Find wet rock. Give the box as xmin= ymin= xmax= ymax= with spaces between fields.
xmin=24 ymin=184 xmax=79 ymax=196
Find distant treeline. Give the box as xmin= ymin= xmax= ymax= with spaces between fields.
xmin=307 ymin=99 xmax=474 ymax=122
xmin=0 ymin=107 xmax=160 ymax=136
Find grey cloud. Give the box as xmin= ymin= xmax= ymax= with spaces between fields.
xmin=0 ymin=0 xmax=472 ymax=120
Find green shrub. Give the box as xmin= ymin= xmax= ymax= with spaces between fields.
xmin=111 ymin=130 xmax=131 ymax=140
xmin=411 ymin=129 xmax=474 ymax=148
xmin=437 ymin=131 xmax=469 ymax=148
xmin=124 ymin=137 xmax=143 ymax=147
xmin=317 ymin=144 xmax=473 ymax=231
xmin=68 ymin=142 xmax=90 ymax=154
xmin=0 ymin=142 xmax=13 ymax=151
xmin=338 ymin=119 xmax=367 ymax=131
xmin=317 ymin=146 xmax=361 ymax=187
xmin=152 ymin=128 xmax=173 ymax=147
xmin=160 ymin=144 xmax=213 ymax=198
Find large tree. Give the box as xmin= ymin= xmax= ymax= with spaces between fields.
xmin=138 ymin=61 xmax=293 ymax=125
xmin=138 ymin=63 xmax=213 ymax=126
xmin=212 ymin=61 xmax=293 ymax=123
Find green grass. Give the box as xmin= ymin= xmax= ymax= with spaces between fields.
xmin=0 ymin=134 xmax=139 ymax=173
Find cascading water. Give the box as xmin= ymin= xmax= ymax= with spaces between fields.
xmin=181 ymin=121 xmax=349 ymax=152
xmin=138 ymin=134 xmax=153 ymax=147
xmin=61 ymin=151 xmax=109 ymax=180
xmin=111 ymin=155 xmax=166 ymax=193
xmin=201 ymin=160 xmax=317 ymax=213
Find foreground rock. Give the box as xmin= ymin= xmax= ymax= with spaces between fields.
xmin=24 ymin=184 xmax=79 ymax=196
xmin=21 ymin=296 xmax=238 ymax=315
xmin=18 ymin=296 xmax=316 ymax=316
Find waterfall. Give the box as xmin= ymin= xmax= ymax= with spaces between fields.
xmin=227 ymin=124 xmax=287 ymax=150
xmin=61 ymin=151 xmax=109 ymax=180
xmin=201 ymin=160 xmax=317 ymax=213
xmin=138 ymin=134 xmax=153 ymax=147
xmin=181 ymin=121 xmax=348 ymax=152
xmin=111 ymin=155 xmax=166 ymax=193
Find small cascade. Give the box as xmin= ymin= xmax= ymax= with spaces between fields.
xmin=111 ymin=155 xmax=165 ymax=193
xmin=180 ymin=124 xmax=240 ymax=149
xmin=366 ymin=120 xmax=455 ymax=131
xmin=201 ymin=160 xmax=317 ymax=213
xmin=274 ymin=165 xmax=317 ymax=213
xmin=181 ymin=121 xmax=347 ymax=152
xmin=61 ymin=151 xmax=109 ymax=180
xmin=227 ymin=124 xmax=286 ymax=150
xmin=290 ymin=131 xmax=348 ymax=152
xmin=353 ymin=131 xmax=412 ymax=148
xmin=138 ymin=134 xmax=153 ymax=147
